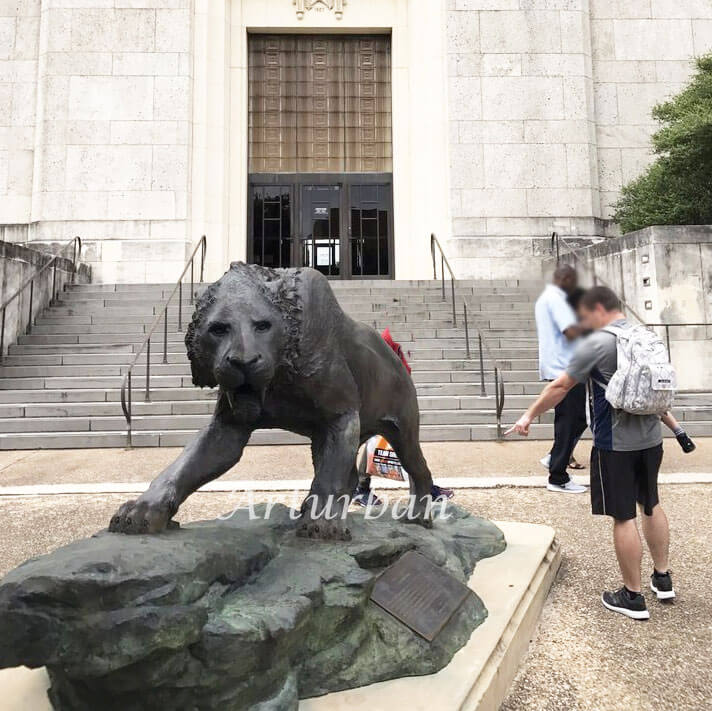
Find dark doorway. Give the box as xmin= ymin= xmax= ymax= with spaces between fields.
xmin=248 ymin=175 xmax=393 ymax=278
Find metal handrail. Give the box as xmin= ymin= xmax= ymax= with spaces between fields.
xmin=0 ymin=236 xmax=82 ymax=362
xmin=430 ymin=234 xmax=506 ymax=437
xmin=430 ymin=233 xmax=458 ymax=326
xmin=120 ymin=236 xmax=207 ymax=446
xmin=551 ymin=231 xmax=648 ymax=324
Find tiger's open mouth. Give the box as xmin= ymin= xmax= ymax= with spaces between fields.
xmin=234 ymin=382 xmax=258 ymax=397
xmin=222 ymin=382 xmax=266 ymax=423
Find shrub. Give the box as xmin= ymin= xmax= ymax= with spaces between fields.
xmin=613 ymin=54 xmax=712 ymax=233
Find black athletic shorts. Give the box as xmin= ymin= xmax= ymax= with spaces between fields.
xmin=590 ymin=444 xmax=663 ymax=521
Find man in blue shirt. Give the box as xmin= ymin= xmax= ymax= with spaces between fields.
xmin=534 ymin=265 xmax=586 ymax=493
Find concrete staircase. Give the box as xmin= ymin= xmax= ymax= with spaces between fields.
xmin=1 ymin=279 xmax=710 ymax=450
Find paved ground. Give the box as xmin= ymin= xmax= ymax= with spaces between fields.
xmin=0 ymin=483 xmax=709 ymax=710
xmin=0 ymin=439 xmax=709 ymax=486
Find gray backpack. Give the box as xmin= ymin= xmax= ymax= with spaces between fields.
xmin=602 ymin=323 xmax=676 ymax=415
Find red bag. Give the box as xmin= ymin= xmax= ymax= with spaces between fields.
xmin=382 ymin=328 xmax=411 ymax=374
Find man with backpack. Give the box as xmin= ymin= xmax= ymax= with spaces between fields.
xmin=507 ymin=286 xmax=675 ymax=620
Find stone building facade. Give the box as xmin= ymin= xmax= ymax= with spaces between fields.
xmin=1 ymin=0 xmax=710 ymax=282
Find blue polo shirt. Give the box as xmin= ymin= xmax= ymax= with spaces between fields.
xmin=534 ymin=284 xmax=577 ymax=380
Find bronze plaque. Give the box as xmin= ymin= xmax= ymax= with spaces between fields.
xmin=370 ymin=550 xmax=473 ymax=642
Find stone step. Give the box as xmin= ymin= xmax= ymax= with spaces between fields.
xmin=27 ymin=316 xmax=538 ymax=335
xmin=2 ymin=423 xmax=709 ymax=451
xmin=37 ymin=308 xmax=536 ymax=326
xmin=0 ymin=395 xmax=488 ymax=418
xmin=48 ymin=297 xmax=538 ymax=314
xmin=49 ymin=299 xmax=536 ymax=315
xmin=5 ymin=399 xmax=711 ymax=427
xmin=0 ymin=408 xmax=513 ymax=433
xmin=14 ymin=327 xmax=535 ymax=346
xmin=27 ymin=319 xmax=461 ymax=334
xmin=7 ymin=337 xmax=538 ymax=354
xmin=64 ymin=282 xmax=541 ymax=296
xmin=65 ymin=279 xmax=542 ymax=290
xmin=0 ymin=380 xmax=521 ymax=403
xmin=58 ymin=287 xmax=537 ymax=301
xmin=0 ymin=346 xmax=539 ymax=367
xmin=0 ymin=425 xmax=495 ymax=449
xmin=0 ymin=369 xmax=542 ymax=391
xmin=66 ymin=404 xmax=712 ymax=428
xmin=0 ymin=387 xmax=219 ymax=404
xmin=0 ymin=388 xmax=707 ymax=413
xmin=0 ymin=358 xmax=539 ymax=379
xmin=0 ymin=411 xmax=497 ymax=435
xmin=50 ymin=305 xmax=537 ymax=322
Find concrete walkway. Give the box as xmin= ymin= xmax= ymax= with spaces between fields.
xmin=0 ymin=484 xmax=709 ymax=711
xmin=0 ymin=439 xmax=709 ymax=710
xmin=0 ymin=439 xmax=710 ymax=487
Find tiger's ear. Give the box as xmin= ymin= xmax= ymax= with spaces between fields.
xmin=189 ymin=354 xmax=218 ymax=388
xmin=263 ymin=272 xmax=285 ymax=299
xmin=185 ymin=317 xmax=218 ymax=388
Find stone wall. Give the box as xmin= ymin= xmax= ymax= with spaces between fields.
xmin=545 ymin=225 xmax=712 ymax=390
xmin=0 ymin=0 xmax=39 ymax=224
xmin=3 ymin=1 xmax=712 ymax=282
xmin=446 ymin=0 xmax=712 ymax=279
xmin=0 ymin=237 xmax=91 ymax=359
xmin=2 ymin=0 xmax=193 ymax=283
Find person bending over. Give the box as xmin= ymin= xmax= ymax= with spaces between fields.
xmin=508 ymin=286 xmax=675 ymax=620
xmin=353 ymin=328 xmax=454 ymax=507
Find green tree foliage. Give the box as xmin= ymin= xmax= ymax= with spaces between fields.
xmin=613 ymin=54 xmax=712 ymax=233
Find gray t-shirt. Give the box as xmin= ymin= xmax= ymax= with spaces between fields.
xmin=566 ymin=319 xmax=662 ymax=451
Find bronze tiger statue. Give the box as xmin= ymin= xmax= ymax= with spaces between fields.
xmin=110 ymin=263 xmax=435 ymax=540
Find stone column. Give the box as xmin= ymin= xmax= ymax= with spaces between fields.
xmin=447 ymin=0 xmax=602 ymax=279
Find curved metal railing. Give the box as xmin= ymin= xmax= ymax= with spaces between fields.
xmin=430 ymin=234 xmax=506 ymax=438
xmin=0 ymin=236 xmax=83 ymax=362
xmin=120 ymin=236 xmax=207 ymax=446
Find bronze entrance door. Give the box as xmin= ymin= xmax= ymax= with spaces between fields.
xmin=247 ymin=34 xmax=394 ymax=278
xmin=248 ymin=177 xmax=393 ymax=278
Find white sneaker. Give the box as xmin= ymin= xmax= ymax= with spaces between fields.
xmin=547 ymin=481 xmax=586 ymax=494
xmin=540 ymin=454 xmax=551 ymax=469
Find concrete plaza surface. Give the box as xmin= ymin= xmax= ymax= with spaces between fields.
xmin=0 ymin=440 xmax=710 ymax=488
xmin=0 ymin=484 xmax=710 ymax=710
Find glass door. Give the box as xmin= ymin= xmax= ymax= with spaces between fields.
xmin=249 ymin=177 xmax=393 ymax=277
xmin=300 ymin=184 xmax=342 ymax=277
xmin=348 ymin=182 xmax=392 ymax=278
xmin=249 ymin=184 xmax=294 ymax=269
